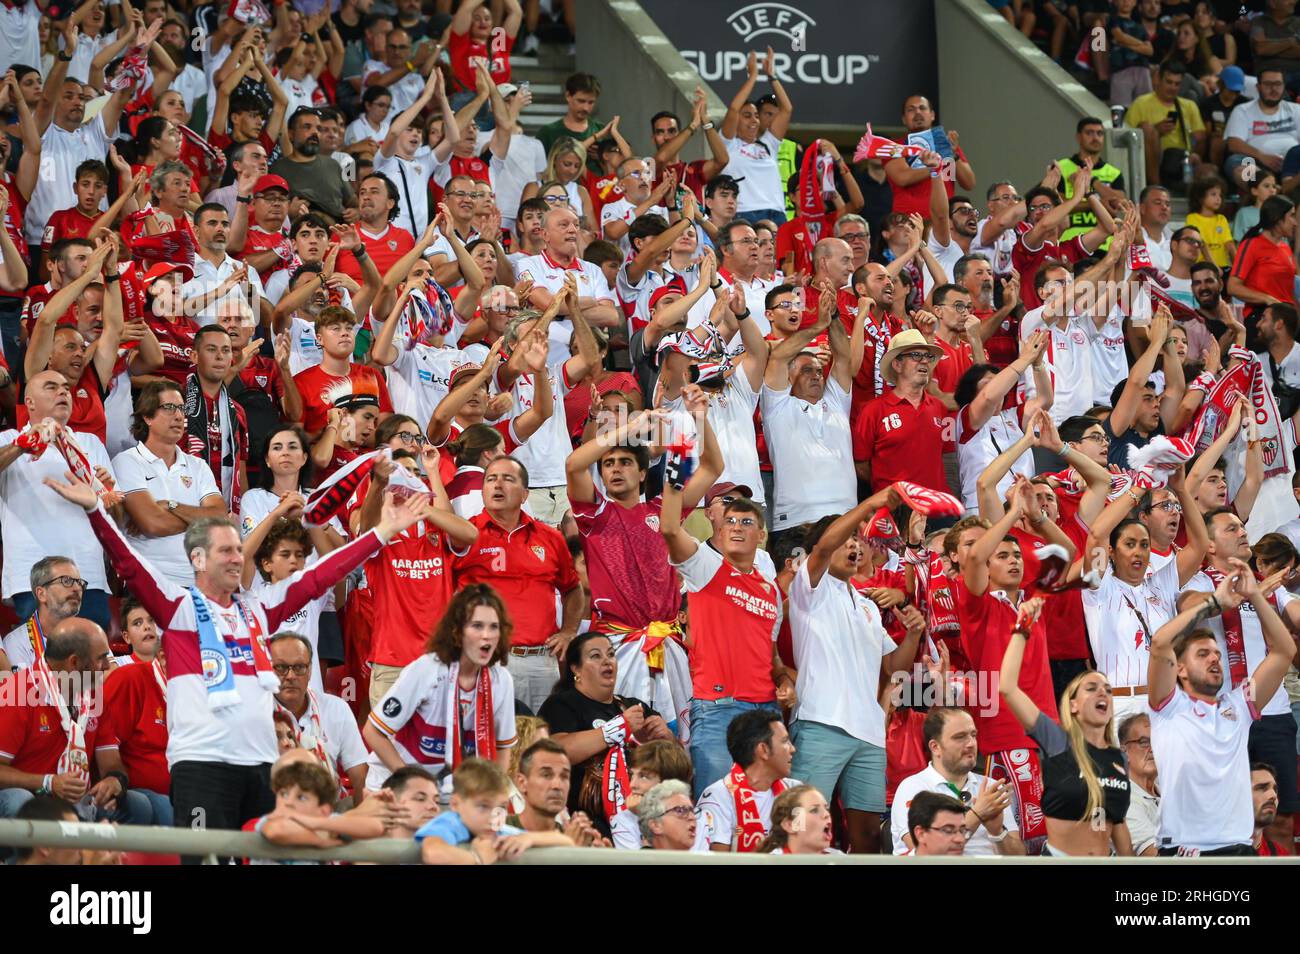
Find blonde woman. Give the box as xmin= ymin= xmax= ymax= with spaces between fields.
xmin=756 ymin=785 xmax=837 ymax=855
xmin=999 ymin=598 xmax=1133 ymax=857
xmin=522 ymin=138 xmax=595 ymax=229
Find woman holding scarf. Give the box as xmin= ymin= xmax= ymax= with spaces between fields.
xmin=363 ymin=584 xmax=517 ymax=790
xmin=539 ymin=632 xmax=675 ymax=838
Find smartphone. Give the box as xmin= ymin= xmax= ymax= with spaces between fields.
xmin=1166 ymin=110 xmax=1177 ymax=120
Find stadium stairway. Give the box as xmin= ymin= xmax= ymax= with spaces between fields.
xmin=511 ymin=42 xmax=577 ymax=135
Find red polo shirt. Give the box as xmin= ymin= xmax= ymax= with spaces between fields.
xmin=334 ymin=223 xmax=415 ymax=285
xmin=0 ymin=668 xmax=117 ymax=775
xmin=455 ymin=510 xmax=580 ymax=647
xmin=852 ymin=389 xmax=949 ymax=493
xmin=103 ymin=660 xmax=170 ymax=794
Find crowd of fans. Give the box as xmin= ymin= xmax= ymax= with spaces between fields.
xmin=1 ymin=0 xmax=1299 ymax=865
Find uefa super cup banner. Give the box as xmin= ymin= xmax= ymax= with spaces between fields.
xmin=638 ymin=0 xmax=938 ymax=126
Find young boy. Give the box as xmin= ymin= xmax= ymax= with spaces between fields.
xmin=416 ymin=758 xmax=572 ymax=864
xmin=382 ymin=765 xmax=443 ymax=839
xmin=248 ymin=753 xmax=386 ymax=863
xmin=42 ymin=160 xmax=109 ymax=250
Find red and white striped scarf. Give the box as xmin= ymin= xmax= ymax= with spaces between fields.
xmin=31 ymin=656 xmax=93 ymax=781
xmin=728 ymin=763 xmax=785 ymax=853
xmin=448 ymin=663 xmax=495 ymax=768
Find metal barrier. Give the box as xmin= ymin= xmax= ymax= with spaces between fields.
xmin=0 ymin=819 xmax=1289 ymax=863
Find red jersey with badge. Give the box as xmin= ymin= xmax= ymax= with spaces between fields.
xmin=0 ymin=668 xmax=118 ymax=774
xmin=572 ymin=493 xmax=683 ymax=631
xmin=455 ymin=510 xmax=579 ymax=647
xmin=293 ymin=363 xmax=394 ymax=434
xmin=241 ymin=225 xmax=292 ymax=282
xmin=1012 ymin=223 xmax=1091 ymax=311
xmin=448 ymin=28 xmax=514 ymax=92
xmin=146 ymin=313 xmax=200 ymax=386
xmin=0 ymin=177 xmax=27 ymax=302
xmin=852 ymin=390 xmax=950 ymax=494
xmin=102 ymin=659 xmax=170 ymax=794
xmin=654 ymin=159 xmax=709 ymax=203
xmin=366 ymin=524 xmax=458 ymax=668
xmin=776 ymin=211 xmax=840 ymax=278
xmin=239 ymin=355 xmax=286 ymax=401
xmin=42 ymin=206 xmax=99 ymax=248
xmin=20 ymin=282 xmax=74 ymax=340
xmin=335 ymin=224 xmax=414 ymax=285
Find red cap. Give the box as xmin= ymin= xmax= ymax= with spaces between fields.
xmin=139 ymin=260 xmax=194 ymax=284
xmin=253 ymin=174 xmax=290 ymax=195
xmin=704 ymin=481 xmax=754 ymax=506
xmin=648 ymin=277 xmax=688 ymax=312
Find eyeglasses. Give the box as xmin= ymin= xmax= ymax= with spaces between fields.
xmin=624 ymin=170 xmax=647 ymax=180
xmin=156 ymin=402 xmax=185 ymax=414
xmin=926 ymin=825 xmax=974 ymax=840
xmin=838 ymin=231 xmax=869 ymax=242
xmin=940 ymin=301 xmax=973 ymax=313
xmin=756 ymin=238 xmax=774 ymax=248
xmin=444 ymin=190 xmax=475 ymax=199
xmin=1081 ymin=432 xmax=1110 ymax=445
xmin=1029 ymin=203 xmax=1055 ymax=214
xmin=42 ymin=576 xmax=87 ymax=590
xmin=272 ymin=663 xmax=311 ymax=676
xmin=900 ymin=351 xmax=935 ymax=362
xmin=723 ymin=516 xmax=758 ymax=528
xmin=396 ymin=432 xmax=428 ymax=447
xmin=1150 ymin=501 xmax=1182 ymax=514
xmin=541 ymin=195 xmax=569 ymax=204
xmin=733 ymin=237 xmax=760 ymax=247
xmin=1122 ymin=736 xmax=1152 ymax=750
xmin=991 ymin=194 xmax=1020 ymax=203
xmin=769 ymin=301 xmax=797 ymax=311
xmin=652 ymin=805 xmax=696 ymax=820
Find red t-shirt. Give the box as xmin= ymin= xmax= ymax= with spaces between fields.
xmin=1018 ymin=511 xmax=1092 ymax=662
xmin=20 ymin=282 xmax=73 ymax=340
xmin=0 ymin=176 xmax=28 ymax=301
xmin=933 ymin=335 xmax=974 ymax=396
xmin=240 ymin=225 xmax=292 ymax=282
xmin=0 ymin=668 xmax=118 ymax=775
xmin=293 ymin=363 xmax=394 ymax=434
xmin=1012 ymin=225 xmax=1092 ymax=311
xmin=42 ymin=206 xmax=99 ymax=249
xmin=335 ymin=224 xmax=414 ymax=285
xmin=954 ymin=579 xmax=1058 ymax=751
xmin=447 ymin=28 xmax=514 ymax=92
xmin=366 ymin=524 xmax=457 ymax=668
xmin=775 ymin=211 xmax=839 ymax=278
xmin=239 ymin=355 xmax=286 ymax=401
xmin=1231 ymin=233 xmax=1297 ymax=309
xmin=146 ymin=314 xmax=200 ymax=386
xmin=572 ymin=493 xmax=683 ymax=632
xmin=654 ymin=159 xmax=709 ymax=203
xmin=102 ymin=659 xmax=170 ymax=794
xmin=852 ymin=390 xmax=950 ymax=493
xmin=454 ymin=511 xmax=580 ymax=647
xmin=562 ymin=371 xmax=640 ymax=438
xmin=888 ymin=144 xmax=962 ymax=219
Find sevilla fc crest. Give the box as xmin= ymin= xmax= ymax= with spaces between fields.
xmin=180 ymin=475 xmax=193 ymax=488
xmin=644 ymin=514 xmax=660 ymax=532
xmin=531 ymin=545 xmax=546 ymax=561
xmin=388 ymin=240 xmax=398 ymax=251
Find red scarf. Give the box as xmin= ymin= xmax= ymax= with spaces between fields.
xmin=728 ymin=763 xmax=785 ymax=853
xmin=796 ymin=145 xmax=829 ymax=257
xmin=31 ymin=655 xmax=93 ymax=781
xmin=449 ymin=664 xmax=494 ymax=768
xmin=601 ymin=742 xmax=632 ymax=821
xmin=1202 ymin=564 xmax=1253 ymax=688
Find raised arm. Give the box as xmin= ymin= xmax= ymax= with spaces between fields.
xmin=720 ymin=50 xmax=760 ymax=140
xmin=1149 ymin=566 xmax=1241 ymax=707
xmin=764 ymin=288 xmax=832 ymax=390
xmin=998 ymin=597 xmax=1049 ymax=731
xmin=963 ymin=480 xmax=1026 ymax=597
xmin=1109 ymin=306 xmax=1170 ymax=437
xmin=805 ymin=487 xmax=900 ymax=586
xmin=827 ymin=291 xmax=862 ymax=392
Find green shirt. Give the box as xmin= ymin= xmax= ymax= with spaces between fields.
xmin=536 ymin=118 xmax=604 ymax=174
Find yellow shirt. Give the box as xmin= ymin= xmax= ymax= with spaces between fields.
xmin=1125 ymin=93 xmax=1205 ymax=152
xmin=1186 ymin=212 xmax=1233 ymax=267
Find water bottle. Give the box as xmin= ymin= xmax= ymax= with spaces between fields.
xmin=1110 ymin=105 xmax=1126 ymax=128
xmin=1182 ymin=153 xmax=1193 ymax=188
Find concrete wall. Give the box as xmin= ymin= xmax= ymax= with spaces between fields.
xmin=575 ymin=0 xmax=727 ymax=161
xmin=936 ymin=0 xmax=1142 ymax=197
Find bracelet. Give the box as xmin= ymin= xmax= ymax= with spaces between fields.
xmin=406 ymin=60 xmax=416 ymax=73
xmin=987 ymin=827 xmax=1010 ymax=843
xmin=1057 ymin=442 xmax=1069 ymax=457
xmin=735 ymin=308 xmax=751 ymax=321
xmin=1207 ymin=595 xmax=1221 ymax=616
xmin=57 ymin=51 xmax=72 ymax=62
xmin=351 ymin=244 xmax=368 ymax=259
xmin=236 ymin=195 xmax=252 ymax=204
xmin=105 ymin=272 xmax=120 ymax=283
xmin=470 ymin=846 xmax=484 ymax=864
xmin=41 ymin=774 xmax=52 ymax=794
xmin=702 ymin=121 xmax=715 ymax=130
xmin=710 ymin=280 xmax=722 ymax=290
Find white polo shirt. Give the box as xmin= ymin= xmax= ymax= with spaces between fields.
xmin=693 ymin=773 xmax=802 ymax=850
xmin=374 ymin=146 xmax=438 ymax=241
xmin=1081 ymin=559 xmax=1181 ymax=690
xmin=1150 ymin=684 xmax=1258 ymax=852
xmin=954 ymin=403 xmax=1032 ymax=513
xmin=720 ymin=132 xmax=784 ymax=213
xmin=183 ymin=253 xmax=267 ymax=324
xmin=0 ymin=429 xmax=114 ymax=599
xmin=111 ymin=441 xmax=223 ymax=586
xmin=505 ymin=356 xmax=575 ymax=489
xmin=514 ymin=251 xmax=616 ymax=354
xmin=26 ymin=114 xmax=112 ymax=244
xmin=761 ymin=376 xmax=856 ymax=531
xmin=1019 ymin=306 xmax=1096 ymax=424
xmin=890 ymin=764 xmax=1018 ymax=856
xmin=789 ymin=562 xmax=896 ymax=745
xmin=686 ymin=271 xmax=776 ymax=337
xmin=289 ymin=690 xmax=369 ymax=774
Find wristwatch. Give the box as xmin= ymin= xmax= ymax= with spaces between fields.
xmin=236 ymin=195 xmax=252 ymax=205
xmin=57 ymin=51 xmax=73 ymax=62
xmin=166 ymin=499 xmax=180 ymax=512
xmin=701 ymin=121 xmax=715 ymax=131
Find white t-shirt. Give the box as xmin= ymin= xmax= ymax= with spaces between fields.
xmin=374 ymin=146 xmax=438 ymax=241
xmin=761 ymin=376 xmax=856 ymax=531
xmin=693 ymin=773 xmax=801 ymax=850
xmin=506 ymin=356 xmax=575 ymax=488
xmin=1150 ymin=684 xmax=1258 ymax=852
xmin=0 ymin=430 xmax=114 ymax=598
xmin=1019 ymin=306 xmax=1096 ymax=424
xmin=720 ymin=132 xmax=784 ymax=213
xmin=346 ymin=115 xmax=390 ymax=147
xmin=954 ymin=403 xmax=1032 ymax=514
xmin=925 ymin=233 xmax=966 ymax=297
xmin=111 ymin=442 xmax=223 ymax=587
xmin=513 ymin=252 xmax=616 ymax=355
xmin=279 ymin=73 xmax=319 ymax=118
xmin=1092 ymin=303 xmax=1129 ymax=406
xmin=184 ymin=254 xmax=267 ymax=325
xmin=1126 ymin=781 xmax=1160 ymax=855
xmin=60 ymin=28 xmax=116 ymax=85
xmin=364 ymin=654 xmax=516 ymax=789
xmin=26 ymin=114 xmax=112 ymax=244
xmin=890 ymin=764 xmax=1018 ymax=856
xmin=1081 ymin=558 xmax=1181 ymax=690
xmin=248 ymin=575 xmax=326 ymax=694
xmin=477 ymin=130 xmax=546 ymax=230
xmin=0 ymin=0 xmax=40 ymax=78
xmin=1184 ymin=573 xmax=1293 ymax=717
xmin=363 ymin=59 xmax=425 ymax=116
xmin=789 ymin=562 xmax=896 ymax=745
xmin=601 ymin=198 xmax=669 ymax=256
xmin=663 ymin=370 xmax=763 ymax=505
xmin=388 ymin=342 xmax=478 ymax=431
xmin=1224 ymin=99 xmax=1300 ymax=158
xmin=970 ymin=217 xmax=1016 ymax=275
xmin=1260 ymin=341 xmax=1300 ymax=393
xmin=685 ymin=272 xmax=776 ymax=337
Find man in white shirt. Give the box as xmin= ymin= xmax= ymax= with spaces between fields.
xmin=27 ymin=38 xmax=132 ymax=245
xmin=0 ymin=370 xmax=114 ymax=630
xmin=184 ymin=204 xmax=268 ymax=325
xmin=891 ymin=707 xmax=1023 ymax=856
xmin=1225 ymin=67 xmax=1300 ymax=191
xmin=1148 ymin=560 xmax=1295 ymax=855
xmin=482 ymin=84 xmax=546 ymax=233
xmin=601 ymin=158 xmax=672 ymax=256
xmin=686 ymin=221 xmax=776 ymax=335
xmin=110 ymin=381 xmax=227 ymax=586
xmin=373 ymin=70 xmax=459 ymax=244
xmin=760 ymin=288 xmax=859 ymax=542
xmin=158 ymin=19 xmax=207 ymax=118
xmin=1258 ymin=301 xmax=1300 ymax=397
xmin=517 ymin=206 xmax=620 ymax=355
xmin=693 ymin=709 xmax=800 ymax=851
xmin=0 ymin=0 xmax=40 ymax=78
xmin=1019 ymin=261 xmax=1099 ymax=424
xmin=361 ymin=27 xmax=433 ymax=116
xmin=1 ymin=556 xmax=86 ymax=672
xmin=789 ymin=486 xmax=927 ymax=853
xmin=970 ymin=180 xmax=1025 ymax=277
xmin=1118 ymin=712 xmax=1160 ymax=856
xmin=1136 ymin=184 xmax=1173 ymax=272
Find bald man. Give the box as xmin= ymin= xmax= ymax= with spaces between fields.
xmin=0 ymin=618 xmax=151 ymax=824
xmin=0 ymin=370 xmax=117 ymax=632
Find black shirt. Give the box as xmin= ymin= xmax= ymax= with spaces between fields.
xmin=1029 ymin=713 xmax=1130 ymax=823
xmin=537 ymin=687 xmax=657 ymax=836
xmin=1104 ymin=415 xmax=1163 ymax=469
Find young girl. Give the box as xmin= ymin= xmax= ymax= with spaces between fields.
xmin=1232 ymin=170 xmax=1278 ymax=242
xmin=1186 ymin=175 xmax=1236 ymax=268
xmin=756 ymin=785 xmax=837 ymax=854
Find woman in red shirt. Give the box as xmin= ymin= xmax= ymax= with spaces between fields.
xmin=447 ymin=0 xmax=522 ymax=95
xmin=1227 ymin=195 xmax=1297 ymax=321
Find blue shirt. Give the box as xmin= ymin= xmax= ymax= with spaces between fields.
xmin=413 ymin=811 xmax=524 ymax=845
